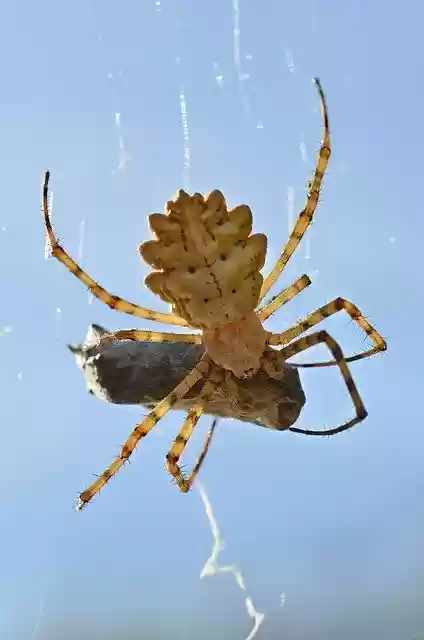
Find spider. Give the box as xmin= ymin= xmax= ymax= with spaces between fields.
xmin=42 ymin=78 xmax=387 ymax=511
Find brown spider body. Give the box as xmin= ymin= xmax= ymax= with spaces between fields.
xmin=140 ymin=189 xmax=268 ymax=377
xmin=41 ymin=78 xmax=387 ymax=511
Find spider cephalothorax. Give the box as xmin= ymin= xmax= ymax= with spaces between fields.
xmin=42 ymin=78 xmax=387 ymax=511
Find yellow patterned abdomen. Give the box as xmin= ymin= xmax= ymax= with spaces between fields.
xmin=139 ymin=189 xmax=267 ymax=329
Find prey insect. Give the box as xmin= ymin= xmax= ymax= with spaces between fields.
xmin=42 ymin=78 xmax=386 ymax=511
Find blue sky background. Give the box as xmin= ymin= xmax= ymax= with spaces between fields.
xmin=0 ymin=1 xmax=423 ymax=638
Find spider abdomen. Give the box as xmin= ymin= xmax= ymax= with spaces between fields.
xmin=139 ymin=189 xmax=268 ymax=328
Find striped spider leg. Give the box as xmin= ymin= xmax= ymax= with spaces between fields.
xmin=165 ymin=369 xmax=224 ymax=492
xmin=76 ymin=357 xmax=225 ymax=510
xmin=42 ymin=171 xmax=189 ymax=328
xmin=268 ymin=298 xmax=387 ymax=367
xmin=267 ymin=330 xmax=367 ymax=436
xmin=255 ymin=79 xmax=386 ymax=367
xmin=259 ymin=78 xmax=331 ymax=303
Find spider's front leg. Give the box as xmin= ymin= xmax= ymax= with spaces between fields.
xmin=42 ymin=171 xmax=188 ymax=327
xmin=259 ymin=78 xmax=331 ymax=302
xmin=267 ymin=329 xmax=367 ymax=436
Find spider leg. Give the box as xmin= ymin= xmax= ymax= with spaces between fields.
xmin=166 ymin=371 xmax=223 ymax=492
xmin=258 ymin=274 xmax=311 ymax=322
xmin=273 ymin=330 xmax=367 ymax=436
xmin=97 ymin=329 xmax=202 ymax=347
xmin=267 ymin=297 xmax=387 ymax=366
xmin=186 ymin=418 xmax=219 ymax=487
xmin=42 ymin=171 xmax=189 ymax=327
xmin=259 ymin=78 xmax=330 ymax=302
xmin=76 ymin=357 xmax=211 ymax=510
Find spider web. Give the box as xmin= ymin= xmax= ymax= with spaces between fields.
xmin=197 ymin=481 xmax=266 ymax=640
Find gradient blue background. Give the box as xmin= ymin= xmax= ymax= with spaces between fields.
xmin=0 ymin=1 xmax=422 ymax=638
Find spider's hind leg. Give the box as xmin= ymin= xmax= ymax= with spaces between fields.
xmin=166 ymin=371 xmax=224 ymax=492
xmin=273 ymin=329 xmax=367 ymax=436
xmin=76 ymin=357 xmax=211 ymax=510
xmin=167 ymin=417 xmax=219 ymax=493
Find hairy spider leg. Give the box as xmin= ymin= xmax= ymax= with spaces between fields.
xmin=97 ymin=329 xmax=202 ymax=347
xmin=258 ymin=274 xmax=311 ymax=322
xmin=259 ymin=78 xmax=331 ymax=302
xmin=185 ymin=418 xmax=219 ymax=487
xmin=97 ymin=329 xmax=219 ymax=489
xmin=267 ymin=297 xmax=387 ymax=366
xmin=42 ymin=171 xmax=188 ymax=327
xmin=76 ymin=357 xmax=211 ymax=510
xmin=166 ymin=371 xmax=224 ymax=491
xmin=275 ymin=330 xmax=367 ymax=436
